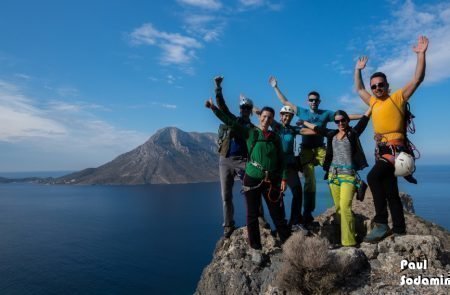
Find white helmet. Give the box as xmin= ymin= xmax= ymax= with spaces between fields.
xmin=280 ymin=105 xmax=295 ymax=115
xmin=394 ymin=152 xmax=415 ymax=177
xmin=239 ymin=94 xmax=253 ymax=108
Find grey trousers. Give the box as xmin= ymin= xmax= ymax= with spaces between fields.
xmin=219 ymin=156 xmax=246 ymax=227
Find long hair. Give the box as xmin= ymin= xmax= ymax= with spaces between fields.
xmin=334 ymin=110 xmax=350 ymax=129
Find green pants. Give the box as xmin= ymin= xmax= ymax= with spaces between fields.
xmin=328 ymin=174 xmax=357 ymax=246
xmin=300 ymin=146 xmax=326 ymax=216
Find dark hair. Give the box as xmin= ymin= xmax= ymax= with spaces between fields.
xmin=260 ymin=106 xmax=275 ymax=116
xmin=370 ymin=72 xmax=387 ymax=82
xmin=334 ymin=110 xmax=350 ymax=122
xmin=308 ymin=91 xmax=320 ymax=99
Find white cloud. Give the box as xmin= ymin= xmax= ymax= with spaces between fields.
xmin=337 ymin=94 xmax=368 ymax=113
xmin=240 ymin=0 xmax=264 ymax=6
xmin=128 ymin=1 xmax=282 ymax=72
xmin=161 ymin=103 xmax=177 ymax=109
xmin=128 ymin=101 xmax=178 ymax=110
xmin=130 ymin=23 xmax=202 ymax=65
xmin=367 ymin=0 xmax=450 ymax=87
xmin=46 ymin=101 xmax=111 ymax=112
xmin=238 ymin=0 xmax=283 ymax=10
xmin=177 ymin=0 xmax=222 ymax=10
xmin=14 ymin=73 xmax=31 ymax=80
xmin=0 ymin=80 xmax=67 ymax=141
xmin=150 ymin=101 xmax=178 ymax=109
xmin=0 ymin=79 xmax=146 ymax=152
xmin=56 ymin=86 xmax=79 ymax=97
xmin=183 ymin=14 xmax=225 ymax=42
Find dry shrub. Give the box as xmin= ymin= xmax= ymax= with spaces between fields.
xmin=275 ymin=233 xmax=347 ymax=294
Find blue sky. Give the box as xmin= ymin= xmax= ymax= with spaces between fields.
xmin=0 ymin=0 xmax=449 ymax=172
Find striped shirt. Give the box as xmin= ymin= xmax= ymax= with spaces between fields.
xmin=330 ymin=135 xmax=354 ymax=175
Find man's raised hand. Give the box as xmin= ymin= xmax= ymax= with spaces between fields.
xmin=269 ymin=76 xmax=277 ymax=88
xmin=413 ymin=35 xmax=429 ymax=54
xmin=214 ymin=76 xmax=223 ymax=87
xmin=355 ymin=56 xmax=368 ymax=70
xmin=205 ymin=97 xmax=214 ymax=109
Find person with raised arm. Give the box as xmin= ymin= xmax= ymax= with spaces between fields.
xmin=269 ymin=77 xmax=361 ymax=227
xmin=302 ymin=107 xmax=371 ymax=248
xmin=254 ymin=105 xmax=315 ymax=230
xmin=213 ymin=76 xmax=268 ymax=239
xmin=206 ymin=98 xmax=291 ymax=259
xmin=354 ymin=36 xmax=428 ymax=243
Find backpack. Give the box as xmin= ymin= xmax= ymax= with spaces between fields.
xmin=247 ymin=128 xmax=282 ymax=172
xmin=217 ymin=118 xmax=254 ymax=154
xmin=217 ymin=124 xmax=231 ymax=152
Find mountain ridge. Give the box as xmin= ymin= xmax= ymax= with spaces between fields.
xmin=54 ymin=127 xmax=219 ymax=185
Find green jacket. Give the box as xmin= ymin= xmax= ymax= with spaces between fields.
xmin=213 ymin=107 xmax=287 ymax=180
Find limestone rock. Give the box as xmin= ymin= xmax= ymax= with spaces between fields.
xmin=196 ymin=191 xmax=450 ymax=295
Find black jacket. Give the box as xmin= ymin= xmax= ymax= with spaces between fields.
xmin=215 ymin=86 xmax=253 ymax=157
xmin=313 ymin=116 xmax=370 ymax=180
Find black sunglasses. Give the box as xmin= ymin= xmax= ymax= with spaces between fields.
xmin=370 ymin=82 xmax=385 ymax=90
xmin=240 ymin=105 xmax=252 ymax=110
xmin=308 ymin=99 xmax=320 ymax=102
xmin=334 ymin=119 xmax=347 ymax=124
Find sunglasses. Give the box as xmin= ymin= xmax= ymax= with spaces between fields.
xmin=308 ymin=99 xmax=320 ymax=103
xmin=334 ymin=119 xmax=347 ymax=124
xmin=370 ymin=82 xmax=385 ymax=90
xmin=240 ymin=105 xmax=252 ymax=110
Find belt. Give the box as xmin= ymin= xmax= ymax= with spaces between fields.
xmin=330 ymin=163 xmax=354 ymax=169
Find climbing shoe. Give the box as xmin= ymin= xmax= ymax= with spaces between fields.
xmin=224 ymin=226 xmax=236 ymax=239
xmin=363 ymin=223 xmax=391 ymax=243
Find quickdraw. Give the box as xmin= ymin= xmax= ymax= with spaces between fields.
xmin=241 ymin=170 xmax=284 ymax=204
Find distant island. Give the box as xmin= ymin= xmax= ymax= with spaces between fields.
xmin=3 ymin=127 xmax=220 ymax=185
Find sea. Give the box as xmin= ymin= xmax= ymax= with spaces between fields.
xmin=0 ymin=165 xmax=448 ymax=294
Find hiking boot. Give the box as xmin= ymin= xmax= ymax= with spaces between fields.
xmin=328 ymin=243 xmax=342 ymax=250
xmin=363 ymin=223 xmax=391 ymax=243
xmin=258 ymin=216 xmax=271 ymax=229
xmin=224 ymin=226 xmax=236 ymax=239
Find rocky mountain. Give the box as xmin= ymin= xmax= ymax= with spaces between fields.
xmin=55 ymin=127 xmax=219 ymax=185
xmin=196 ymin=191 xmax=450 ymax=294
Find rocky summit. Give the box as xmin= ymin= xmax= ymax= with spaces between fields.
xmin=195 ymin=191 xmax=450 ymax=295
xmin=55 ymin=127 xmax=219 ymax=184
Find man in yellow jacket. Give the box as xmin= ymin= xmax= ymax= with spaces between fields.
xmin=354 ymin=36 xmax=429 ymax=242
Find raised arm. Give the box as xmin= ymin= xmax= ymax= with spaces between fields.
xmin=402 ymin=36 xmax=428 ymax=101
xmin=354 ymin=56 xmax=371 ymax=106
xmin=348 ymin=114 xmax=363 ymax=120
xmin=353 ymin=106 xmax=372 ymax=136
xmin=214 ymin=76 xmax=235 ymax=118
xmin=252 ymin=106 xmax=261 ymax=117
xmin=205 ymin=98 xmax=247 ymax=137
xmin=269 ymin=76 xmax=298 ymax=114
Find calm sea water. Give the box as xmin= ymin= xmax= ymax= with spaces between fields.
xmin=0 ymin=165 xmax=448 ymax=294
